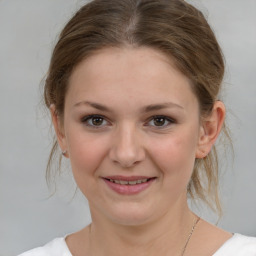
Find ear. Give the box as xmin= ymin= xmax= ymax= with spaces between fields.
xmin=196 ymin=101 xmax=225 ymax=159
xmin=50 ymin=105 xmax=69 ymax=158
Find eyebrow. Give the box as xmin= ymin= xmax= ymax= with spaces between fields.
xmin=74 ymin=101 xmax=111 ymax=112
xmin=73 ymin=101 xmax=184 ymax=112
xmin=142 ymin=102 xmax=184 ymax=112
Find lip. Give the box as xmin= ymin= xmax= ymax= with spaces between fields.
xmin=102 ymin=176 xmax=157 ymax=195
xmin=103 ymin=175 xmax=154 ymax=181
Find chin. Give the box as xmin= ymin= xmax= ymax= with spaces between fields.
xmin=106 ymin=203 xmax=155 ymax=227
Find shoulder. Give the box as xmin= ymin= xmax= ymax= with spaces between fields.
xmin=18 ymin=237 xmax=72 ymax=256
xmin=190 ymin=219 xmax=255 ymax=255
xmin=214 ymin=233 xmax=256 ymax=255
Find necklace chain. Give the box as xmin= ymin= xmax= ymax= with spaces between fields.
xmin=180 ymin=216 xmax=200 ymax=256
xmin=87 ymin=217 xmax=200 ymax=256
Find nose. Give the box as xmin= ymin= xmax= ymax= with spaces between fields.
xmin=109 ymin=124 xmax=145 ymax=168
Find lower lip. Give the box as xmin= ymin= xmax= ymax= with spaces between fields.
xmin=103 ymin=178 xmax=156 ymax=195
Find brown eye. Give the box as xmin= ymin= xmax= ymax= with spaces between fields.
xmin=91 ymin=116 xmax=104 ymax=126
xmin=82 ymin=115 xmax=108 ymax=127
xmin=153 ymin=117 xmax=166 ymax=126
xmin=147 ymin=116 xmax=175 ymax=128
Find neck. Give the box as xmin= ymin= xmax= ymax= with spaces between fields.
xmin=87 ymin=201 xmax=195 ymax=256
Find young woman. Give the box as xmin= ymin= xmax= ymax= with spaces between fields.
xmin=19 ymin=0 xmax=256 ymax=255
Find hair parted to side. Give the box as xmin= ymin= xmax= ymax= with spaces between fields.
xmin=44 ymin=0 xmax=231 ymax=214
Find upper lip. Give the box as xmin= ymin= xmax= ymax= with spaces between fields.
xmin=102 ymin=176 xmax=156 ymax=181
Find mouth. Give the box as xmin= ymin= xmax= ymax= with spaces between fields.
xmin=102 ymin=176 xmax=157 ymax=195
xmin=104 ymin=177 xmax=155 ymax=185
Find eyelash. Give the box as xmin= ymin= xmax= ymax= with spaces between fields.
xmin=81 ymin=115 xmax=110 ymax=128
xmin=146 ymin=115 xmax=176 ymax=128
xmin=81 ymin=115 xmax=176 ymax=129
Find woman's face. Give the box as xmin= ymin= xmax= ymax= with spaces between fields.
xmin=56 ymin=47 xmax=204 ymax=225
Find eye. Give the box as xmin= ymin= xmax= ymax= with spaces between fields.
xmin=147 ymin=116 xmax=175 ymax=128
xmin=82 ymin=115 xmax=109 ymax=127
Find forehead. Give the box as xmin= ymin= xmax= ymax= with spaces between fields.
xmin=66 ymin=46 xmax=198 ymax=112
xmin=70 ymin=46 xmax=182 ymax=85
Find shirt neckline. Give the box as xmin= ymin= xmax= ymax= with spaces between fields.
xmin=213 ymin=233 xmax=240 ymax=255
xmin=61 ymin=233 xmax=239 ymax=255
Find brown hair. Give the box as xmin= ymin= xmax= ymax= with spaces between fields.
xmin=44 ymin=0 xmax=230 ymax=214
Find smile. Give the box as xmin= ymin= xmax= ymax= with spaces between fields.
xmin=102 ymin=176 xmax=157 ymax=195
xmin=106 ymin=178 xmax=151 ymax=185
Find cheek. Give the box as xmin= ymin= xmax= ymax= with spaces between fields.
xmin=148 ymin=128 xmax=199 ymax=178
xmin=65 ymin=129 xmax=109 ymax=183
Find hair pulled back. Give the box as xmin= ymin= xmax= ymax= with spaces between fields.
xmin=45 ymin=0 xmax=227 ymax=213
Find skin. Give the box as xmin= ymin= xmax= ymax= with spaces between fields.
xmin=51 ymin=47 xmax=231 ymax=256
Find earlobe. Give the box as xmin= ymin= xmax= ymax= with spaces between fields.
xmin=196 ymin=101 xmax=225 ymax=159
xmin=50 ymin=105 xmax=69 ymax=158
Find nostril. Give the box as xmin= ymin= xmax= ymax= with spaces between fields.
xmin=108 ymin=132 xmax=146 ymax=167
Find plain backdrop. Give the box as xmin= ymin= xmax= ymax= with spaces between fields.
xmin=0 ymin=0 xmax=256 ymax=255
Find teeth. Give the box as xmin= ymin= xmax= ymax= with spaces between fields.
xmin=108 ymin=178 xmax=151 ymax=185
xmin=128 ymin=181 xmax=137 ymax=185
xmin=120 ymin=180 xmax=129 ymax=185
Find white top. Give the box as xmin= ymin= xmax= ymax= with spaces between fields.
xmin=18 ymin=233 xmax=256 ymax=256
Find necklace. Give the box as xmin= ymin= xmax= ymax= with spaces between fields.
xmin=180 ymin=216 xmax=200 ymax=256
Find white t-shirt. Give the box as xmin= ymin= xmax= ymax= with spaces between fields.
xmin=18 ymin=233 xmax=256 ymax=256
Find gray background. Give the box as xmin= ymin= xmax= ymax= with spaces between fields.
xmin=0 ymin=0 xmax=255 ymax=255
